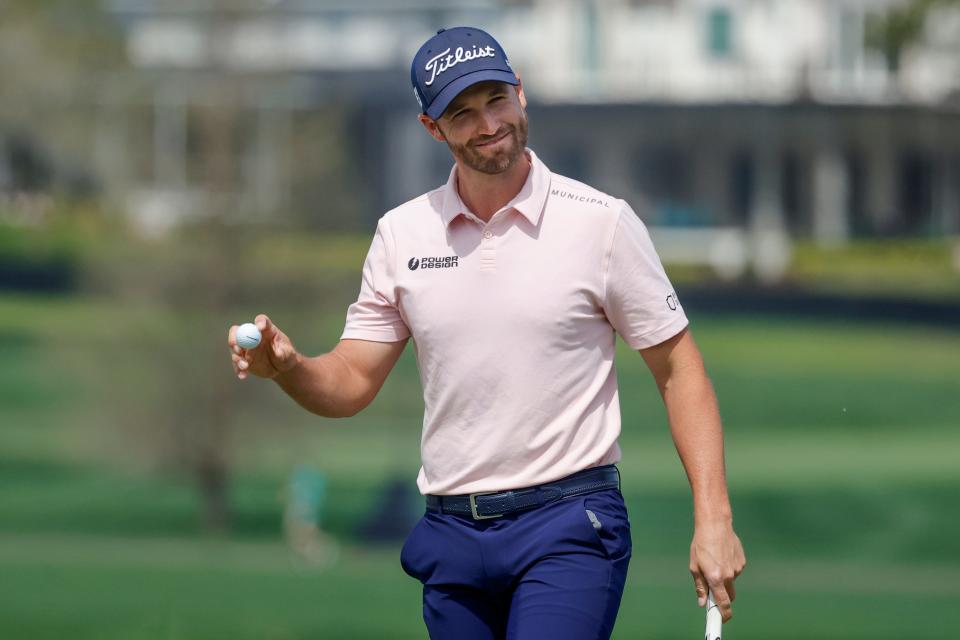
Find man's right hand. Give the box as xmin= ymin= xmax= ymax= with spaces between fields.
xmin=228 ymin=314 xmax=300 ymax=380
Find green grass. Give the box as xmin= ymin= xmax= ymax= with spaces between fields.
xmin=1 ymin=292 xmax=958 ymax=638
xmin=0 ymin=535 xmax=424 ymax=640
xmin=0 ymin=535 xmax=955 ymax=639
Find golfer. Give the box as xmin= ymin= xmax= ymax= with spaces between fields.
xmin=228 ymin=27 xmax=745 ymax=639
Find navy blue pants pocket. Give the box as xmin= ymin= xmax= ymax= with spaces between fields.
xmin=581 ymin=489 xmax=632 ymax=562
xmin=400 ymin=514 xmax=429 ymax=581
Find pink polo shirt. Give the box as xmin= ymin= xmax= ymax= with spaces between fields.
xmin=342 ymin=149 xmax=688 ymax=495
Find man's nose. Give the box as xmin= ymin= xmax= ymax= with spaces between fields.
xmin=476 ymin=108 xmax=499 ymax=135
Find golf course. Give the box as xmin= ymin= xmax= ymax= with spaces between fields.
xmin=1 ymin=278 xmax=956 ymax=638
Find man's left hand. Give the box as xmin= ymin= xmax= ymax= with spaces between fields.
xmin=689 ymin=522 xmax=746 ymax=622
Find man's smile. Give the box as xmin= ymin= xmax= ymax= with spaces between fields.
xmin=473 ymin=129 xmax=511 ymax=148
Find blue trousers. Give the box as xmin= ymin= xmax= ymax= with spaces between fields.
xmin=401 ymin=487 xmax=632 ymax=639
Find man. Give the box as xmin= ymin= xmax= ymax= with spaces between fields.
xmin=228 ymin=27 xmax=745 ymax=639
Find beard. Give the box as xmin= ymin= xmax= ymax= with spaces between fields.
xmin=445 ymin=111 xmax=529 ymax=175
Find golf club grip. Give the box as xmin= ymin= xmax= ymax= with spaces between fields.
xmin=704 ymin=591 xmax=722 ymax=640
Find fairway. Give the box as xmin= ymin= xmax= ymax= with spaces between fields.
xmin=0 ymin=534 xmax=955 ymax=640
xmin=1 ymin=295 xmax=957 ymax=638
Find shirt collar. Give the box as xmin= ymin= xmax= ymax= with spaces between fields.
xmin=440 ymin=148 xmax=551 ymax=228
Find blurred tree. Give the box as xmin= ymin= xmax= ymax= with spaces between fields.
xmin=865 ymin=0 xmax=959 ymax=77
xmin=183 ymin=2 xmax=248 ymax=534
xmin=4 ymin=133 xmax=53 ymax=192
xmin=0 ymin=0 xmax=247 ymax=533
xmin=0 ymin=0 xmax=126 ymax=187
xmin=106 ymin=1 xmax=303 ymax=534
xmin=5 ymin=0 xmax=364 ymax=536
xmin=83 ymin=235 xmax=238 ymax=534
xmin=148 ymin=222 xmax=245 ymax=535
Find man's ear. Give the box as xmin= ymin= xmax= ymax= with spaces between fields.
xmin=515 ymin=74 xmax=527 ymax=109
xmin=418 ymin=114 xmax=446 ymax=142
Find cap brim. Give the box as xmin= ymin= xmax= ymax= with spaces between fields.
xmin=425 ymin=69 xmax=520 ymax=120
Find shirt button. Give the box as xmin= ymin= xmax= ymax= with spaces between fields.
xmin=483 ymin=231 xmax=493 ymax=239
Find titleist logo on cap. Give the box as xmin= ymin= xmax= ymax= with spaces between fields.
xmin=424 ymin=45 xmax=497 ymax=86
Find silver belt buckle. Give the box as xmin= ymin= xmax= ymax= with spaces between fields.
xmin=468 ymin=491 xmax=503 ymax=520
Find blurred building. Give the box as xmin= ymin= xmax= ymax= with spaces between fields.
xmin=99 ymin=0 xmax=960 ymax=245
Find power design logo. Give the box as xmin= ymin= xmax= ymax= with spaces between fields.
xmin=408 ymin=256 xmax=459 ymax=270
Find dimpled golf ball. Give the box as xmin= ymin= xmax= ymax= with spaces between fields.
xmin=236 ymin=323 xmax=261 ymax=350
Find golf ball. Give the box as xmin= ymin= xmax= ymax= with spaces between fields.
xmin=236 ymin=323 xmax=261 ymax=349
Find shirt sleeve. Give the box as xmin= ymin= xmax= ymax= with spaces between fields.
xmin=603 ymin=202 xmax=689 ymax=350
xmin=341 ymin=218 xmax=411 ymax=343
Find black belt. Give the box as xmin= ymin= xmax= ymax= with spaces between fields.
xmin=425 ymin=465 xmax=620 ymax=520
